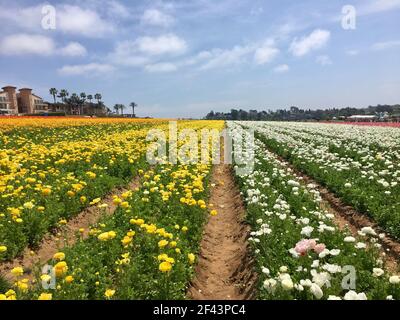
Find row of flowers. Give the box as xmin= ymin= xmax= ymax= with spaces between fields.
xmin=0 ymin=120 xmax=224 ymax=300
xmin=228 ymin=122 xmax=400 ymax=300
xmin=241 ymin=121 xmax=400 ymax=239
xmin=0 ymin=119 xmax=167 ymax=261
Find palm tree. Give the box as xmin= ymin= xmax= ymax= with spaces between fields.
xmin=94 ymin=93 xmax=102 ymax=104
xmin=49 ymin=88 xmax=58 ymax=104
xmin=113 ymin=104 xmax=120 ymax=115
xmin=120 ymin=104 xmax=126 ymax=115
xmin=80 ymin=93 xmax=87 ymax=115
xmin=130 ymin=102 xmax=138 ymax=117
xmin=58 ymin=89 xmax=69 ymax=103
xmin=87 ymin=94 xmax=93 ymax=104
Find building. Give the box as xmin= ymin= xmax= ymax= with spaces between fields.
xmin=0 ymin=86 xmax=48 ymax=115
xmin=347 ymin=115 xmax=377 ymax=122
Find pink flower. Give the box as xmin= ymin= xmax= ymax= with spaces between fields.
xmin=314 ymin=243 xmax=326 ymax=254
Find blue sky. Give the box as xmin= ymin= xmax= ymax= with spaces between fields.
xmin=0 ymin=0 xmax=399 ymax=118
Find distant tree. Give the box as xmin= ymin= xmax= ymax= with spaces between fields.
xmin=130 ymin=102 xmax=138 ymax=117
xmin=120 ymin=104 xmax=126 ymax=115
xmin=58 ymin=89 xmax=69 ymax=103
xmin=87 ymin=95 xmax=93 ymax=103
xmin=113 ymin=104 xmax=120 ymax=115
xmin=49 ymin=88 xmax=58 ymax=103
xmin=94 ymin=93 xmax=102 ymax=104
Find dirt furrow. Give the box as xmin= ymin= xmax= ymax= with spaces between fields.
xmin=188 ymin=164 xmax=256 ymax=300
xmin=0 ymin=176 xmax=141 ymax=281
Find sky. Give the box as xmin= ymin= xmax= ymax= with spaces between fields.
xmin=0 ymin=0 xmax=399 ymax=118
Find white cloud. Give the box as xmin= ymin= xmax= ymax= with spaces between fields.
xmin=274 ymin=64 xmax=290 ymax=73
xmin=135 ymin=34 xmax=187 ymax=55
xmin=289 ymin=29 xmax=330 ymax=57
xmin=141 ymin=9 xmax=174 ymax=27
xmin=58 ymin=63 xmax=115 ymax=76
xmin=254 ymin=41 xmax=279 ymax=65
xmin=59 ymin=42 xmax=87 ymax=57
xmin=145 ymin=62 xmax=177 ymax=73
xmin=0 ymin=33 xmax=55 ymax=56
xmin=372 ymin=40 xmax=400 ymax=50
xmin=200 ymin=45 xmax=253 ymax=70
xmin=316 ymin=55 xmax=333 ymax=66
xmin=58 ymin=5 xmax=115 ymax=37
xmin=109 ymin=41 xmax=150 ymax=66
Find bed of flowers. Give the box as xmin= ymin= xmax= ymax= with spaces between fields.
xmin=228 ymin=122 xmax=400 ymax=300
xmin=0 ymin=120 xmax=224 ymax=300
xmin=0 ymin=118 xmax=168 ymax=261
xmin=239 ymin=121 xmax=400 ymax=240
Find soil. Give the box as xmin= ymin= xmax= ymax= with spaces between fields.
xmin=0 ymin=177 xmax=141 ymax=281
xmin=187 ymin=164 xmax=257 ymax=300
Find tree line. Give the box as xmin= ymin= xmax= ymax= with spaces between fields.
xmin=204 ymin=105 xmax=400 ymax=121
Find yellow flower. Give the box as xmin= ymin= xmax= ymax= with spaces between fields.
xmin=11 ymin=267 xmax=24 ymax=277
xmin=65 ymin=275 xmax=74 ymax=284
xmin=169 ymin=241 xmax=177 ymax=248
xmin=86 ymin=171 xmax=97 ymax=179
xmin=105 ymin=289 xmax=116 ymax=299
xmin=80 ymin=196 xmax=87 ymax=203
xmin=175 ymin=248 xmax=181 ymax=254
xmin=16 ymin=279 xmax=29 ymax=292
xmin=121 ymin=236 xmax=132 ymax=246
xmin=59 ymin=219 xmax=67 ymax=225
xmin=120 ymin=201 xmax=130 ymax=208
xmin=54 ymin=261 xmax=68 ymax=277
xmin=159 ymin=261 xmax=172 ymax=273
xmin=40 ymin=274 xmax=52 ymax=282
xmin=0 ymin=294 xmax=6 ymax=300
xmin=15 ymin=218 xmax=23 ymax=224
xmin=188 ymin=253 xmax=196 ymax=264
xmin=37 ymin=206 xmax=45 ymax=212
xmin=53 ymin=252 xmax=65 ymax=261
xmin=38 ymin=293 xmax=52 ymax=300
xmin=0 ymin=245 xmax=7 ymax=253
xmin=158 ymin=240 xmax=169 ymax=248
xmin=210 ymin=210 xmax=218 ymax=216
xmin=42 ymin=188 xmax=51 ymax=196
xmin=67 ymin=190 xmax=75 ymax=197
xmin=5 ymin=289 xmax=16 ymax=297
xmin=112 ymin=197 xmax=122 ymax=205
xmin=181 ymin=226 xmax=188 ymax=233
xmin=90 ymin=198 xmax=101 ymax=205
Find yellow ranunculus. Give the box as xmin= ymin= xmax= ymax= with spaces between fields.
xmin=158 ymin=240 xmax=169 ymax=248
xmin=159 ymin=261 xmax=172 ymax=273
xmin=0 ymin=245 xmax=7 ymax=253
xmin=105 ymin=289 xmax=116 ymax=299
xmin=188 ymin=253 xmax=196 ymax=264
xmin=53 ymin=252 xmax=65 ymax=261
xmin=65 ymin=275 xmax=74 ymax=283
xmin=11 ymin=267 xmax=24 ymax=277
xmin=38 ymin=293 xmax=52 ymax=300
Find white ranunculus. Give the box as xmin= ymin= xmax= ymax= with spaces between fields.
xmin=361 ymin=226 xmax=377 ymax=236
xmin=389 ymin=275 xmax=400 ymax=284
xmin=301 ymin=226 xmax=314 ymax=237
xmin=372 ymin=268 xmax=384 ymax=277
xmin=310 ymin=283 xmax=323 ymax=299
xmin=262 ymin=267 xmax=270 ymax=275
xmin=327 ymin=295 xmax=342 ymax=300
xmin=344 ymin=236 xmax=356 ymax=243
xmin=355 ymin=242 xmax=367 ymax=249
xmin=281 ymin=278 xmax=294 ymax=291
xmin=329 ymin=249 xmax=341 ymax=256
xmin=279 ymin=266 xmax=288 ymax=273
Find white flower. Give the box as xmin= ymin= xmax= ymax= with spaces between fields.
xmin=329 ymin=249 xmax=341 ymax=256
xmin=322 ymin=263 xmax=341 ymax=274
xmin=386 ymin=295 xmax=394 ymax=300
xmin=262 ymin=267 xmax=270 ymax=275
xmin=301 ymin=226 xmax=314 ymax=237
xmin=311 ymin=260 xmax=320 ymax=268
xmin=281 ymin=278 xmax=294 ymax=291
xmin=344 ymin=183 xmax=352 ymax=188
xmin=311 ymin=270 xmax=331 ymax=288
xmin=279 ymin=266 xmax=288 ymax=273
xmin=300 ymin=279 xmax=313 ymax=287
xmin=372 ymin=268 xmax=384 ymax=277
xmin=389 ymin=275 xmax=400 ymax=284
xmin=263 ymin=279 xmax=277 ymax=293
xmin=361 ymin=227 xmax=377 ymax=236
xmin=318 ymin=248 xmax=330 ymax=258
xmin=355 ymin=242 xmax=367 ymax=249
xmin=256 ymin=219 xmax=263 ymax=224
xmin=344 ymin=290 xmax=368 ymax=300
xmin=310 ymin=283 xmax=324 ymax=299
xmin=328 ymin=295 xmax=342 ymax=300
xmin=344 ymin=236 xmax=356 ymax=243
xmin=294 ymin=284 xmax=304 ymax=291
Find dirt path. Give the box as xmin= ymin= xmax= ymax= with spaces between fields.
xmin=188 ymin=164 xmax=256 ymax=300
xmin=0 ymin=176 xmax=141 ymax=281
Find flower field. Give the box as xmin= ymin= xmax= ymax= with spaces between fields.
xmin=0 ymin=118 xmax=399 ymax=300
